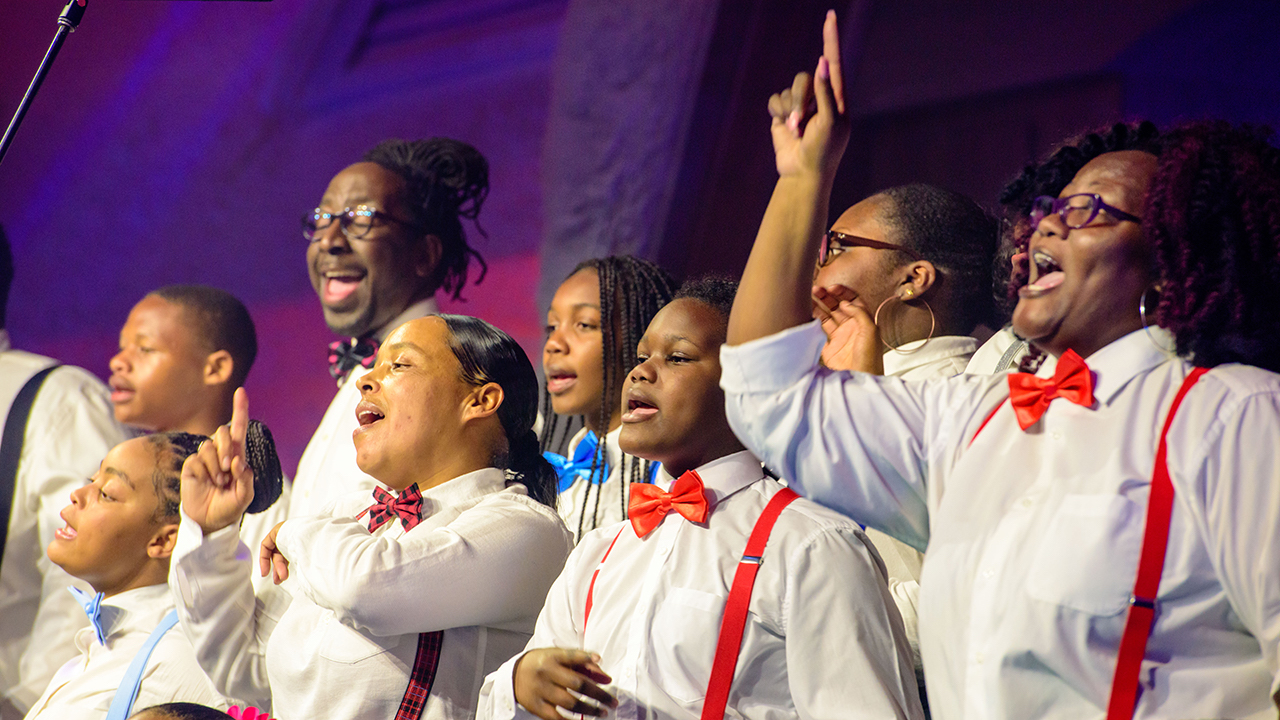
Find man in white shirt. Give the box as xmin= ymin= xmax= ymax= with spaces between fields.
xmin=480 ymin=279 xmax=923 ymax=720
xmin=0 ymin=228 xmax=131 ymax=718
xmin=291 ymin=138 xmax=491 ymax=517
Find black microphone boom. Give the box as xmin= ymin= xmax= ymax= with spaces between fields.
xmin=0 ymin=0 xmax=87 ymax=166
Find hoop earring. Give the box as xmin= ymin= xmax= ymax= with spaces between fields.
xmin=1139 ymin=284 xmax=1177 ymax=354
xmin=874 ymin=291 xmax=936 ymax=354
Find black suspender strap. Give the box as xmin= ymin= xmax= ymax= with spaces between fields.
xmin=0 ymin=364 xmax=60 ymax=566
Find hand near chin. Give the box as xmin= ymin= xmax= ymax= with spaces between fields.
xmin=181 ymin=388 xmax=256 ymax=535
xmin=259 ymin=522 xmax=290 ymax=584
xmin=513 ymin=648 xmax=617 ymax=720
xmin=814 ymin=285 xmax=882 ymax=374
xmin=767 ymin=10 xmax=850 ymax=182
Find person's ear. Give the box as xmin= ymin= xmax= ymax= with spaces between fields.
xmin=147 ymin=522 xmax=180 ymax=560
xmin=898 ymin=260 xmax=937 ymax=300
xmin=203 ymin=350 xmax=234 ymax=387
xmin=414 ymin=234 xmax=443 ymax=283
xmin=461 ymin=382 xmax=503 ymax=423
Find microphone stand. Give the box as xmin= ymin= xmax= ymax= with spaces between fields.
xmin=0 ymin=0 xmax=88 ymax=165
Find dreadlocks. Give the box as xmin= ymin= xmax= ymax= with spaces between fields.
xmin=540 ymin=255 xmax=676 ymax=539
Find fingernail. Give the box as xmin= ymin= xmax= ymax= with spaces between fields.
xmin=817 ymin=56 xmax=830 ymax=79
xmin=788 ymin=109 xmax=801 ymax=131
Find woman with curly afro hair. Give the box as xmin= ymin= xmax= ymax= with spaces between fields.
xmin=722 ymin=16 xmax=1280 ymax=719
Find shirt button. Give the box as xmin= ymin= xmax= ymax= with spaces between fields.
xmin=1021 ymin=497 xmax=1033 ymax=508
xmin=974 ymin=652 xmax=985 ymax=664
xmin=1051 ymin=431 xmax=1062 ymax=441
xmin=982 ymin=569 xmax=995 ymax=579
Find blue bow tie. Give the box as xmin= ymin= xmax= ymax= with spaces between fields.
xmin=543 ymin=431 xmax=610 ymax=493
xmin=69 ymin=586 xmax=110 ymax=646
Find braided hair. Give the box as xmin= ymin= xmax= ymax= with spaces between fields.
xmin=363 ymin=138 xmax=490 ymax=301
xmin=1143 ymin=121 xmax=1280 ymax=371
xmin=146 ymin=421 xmax=284 ymax=522
xmin=437 ymin=314 xmax=558 ymax=507
xmin=539 ymin=256 xmax=676 ymax=538
xmin=996 ymin=121 xmax=1162 ymax=371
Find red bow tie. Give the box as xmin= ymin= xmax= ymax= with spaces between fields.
xmin=1007 ymin=349 xmax=1095 ymax=430
xmin=358 ymin=484 xmax=424 ymax=532
xmin=627 ymin=470 xmax=710 ymax=537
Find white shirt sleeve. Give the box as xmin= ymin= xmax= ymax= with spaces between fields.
xmin=720 ymin=322 xmax=939 ymax=551
xmin=274 ymin=494 xmax=573 ymax=637
xmin=8 ymin=366 xmax=129 ymax=710
xmin=169 ymin=511 xmax=288 ymax=710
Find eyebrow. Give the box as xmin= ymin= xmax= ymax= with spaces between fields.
xmin=102 ymin=467 xmax=134 ymax=489
xmin=382 ymin=341 xmax=424 ymax=355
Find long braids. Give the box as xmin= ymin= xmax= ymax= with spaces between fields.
xmin=541 ymin=256 xmax=676 ymax=539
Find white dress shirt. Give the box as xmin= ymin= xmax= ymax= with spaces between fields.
xmin=478 ymin=451 xmax=924 ymax=720
xmin=555 ymin=426 xmax=655 ymax=543
xmin=881 ymin=335 xmax=976 ymax=381
xmin=0 ymin=332 xmax=132 ymax=711
xmin=172 ymin=467 xmax=573 ymax=720
xmin=23 ymin=584 xmax=229 ymax=720
xmin=721 ymin=321 xmax=1280 ymax=720
xmin=288 ymin=298 xmax=437 ymax=519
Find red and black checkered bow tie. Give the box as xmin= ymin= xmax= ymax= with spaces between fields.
xmin=358 ymin=484 xmax=424 ymax=533
xmin=328 ymin=336 xmax=380 ymax=386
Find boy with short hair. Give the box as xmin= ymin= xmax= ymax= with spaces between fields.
xmin=108 ymin=286 xmax=287 ymax=575
xmin=478 ymin=278 xmax=923 ymax=720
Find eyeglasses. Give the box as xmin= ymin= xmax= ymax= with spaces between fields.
xmin=302 ymin=205 xmax=421 ymax=242
xmin=1029 ymin=193 xmax=1142 ymax=230
xmin=818 ymin=231 xmax=923 ymax=268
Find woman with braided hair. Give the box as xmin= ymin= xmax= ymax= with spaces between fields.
xmin=723 ymin=11 xmax=1280 ymax=719
xmin=541 ymin=256 xmax=676 ymax=542
xmin=25 ymin=420 xmax=283 ymax=719
xmin=173 ymin=318 xmax=572 ymax=720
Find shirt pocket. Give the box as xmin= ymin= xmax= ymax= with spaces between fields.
xmin=317 ymin=616 xmax=402 ymax=664
xmin=649 ymin=586 xmax=726 ymax=705
xmin=1025 ymin=493 xmax=1143 ymax=616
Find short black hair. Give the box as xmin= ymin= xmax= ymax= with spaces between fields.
xmin=148 ymin=285 xmax=257 ymax=388
xmin=672 ymin=275 xmax=738 ymax=321
xmin=364 ymin=138 xmax=490 ymax=301
xmin=0 ymin=224 xmax=13 ymax=328
xmin=876 ymin=184 xmax=1000 ymax=332
xmin=129 ymin=702 xmax=234 ymax=720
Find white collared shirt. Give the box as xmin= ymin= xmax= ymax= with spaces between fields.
xmin=288 ymin=298 xmax=438 ymax=519
xmin=0 ymin=332 xmax=132 ymax=711
xmin=555 ymin=426 xmax=655 ymax=543
xmin=478 ymin=451 xmax=924 ymax=720
xmin=881 ymin=335 xmax=977 ymax=380
xmin=721 ymin=321 xmax=1280 ymax=720
xmin=23 ymin=584 xmax=229 ymax=720
xmin=172 ymin=467 xmax=573 ymax=720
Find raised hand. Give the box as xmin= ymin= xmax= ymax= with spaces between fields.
xmin=181 ymin=387 xmax=256 ymax=535
xmin=513 ymin=648 xmax=617 ymax=720
xmin=814 ymin=285 xmax=883 ymax=373
xmin=767 ymin=9 xmax=851 ymax=181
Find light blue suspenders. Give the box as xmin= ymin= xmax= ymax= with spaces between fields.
xmin=104 ymin=610 xmax=180 ymax=720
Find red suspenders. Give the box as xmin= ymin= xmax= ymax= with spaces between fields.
xmin=581 ymin=486 xmax=800 ymax=720
xmin=969 ymin=368 xmax=1209 ymax=718
xmin=395 ymin=631 xmax=445 ymax=720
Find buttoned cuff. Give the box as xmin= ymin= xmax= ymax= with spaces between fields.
xmin=720 ymin=321 xmax=826 ymax=395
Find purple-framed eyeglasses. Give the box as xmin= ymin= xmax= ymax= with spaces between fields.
xmin=1029 ymin=193 xmax=1142 ymax=230
xmin=302 ymin=205 xmax=422 ymax=242
xmin=818 ymin=231 xmax=924 ymax=267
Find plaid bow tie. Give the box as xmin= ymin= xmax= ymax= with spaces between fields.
xmin=627 ymin=470 xmax=709 ymax=537
xmin=358 ymin=484 xmax=424 ymax=532
xmin=1007 ymin=349 xmax=1095 ymax=430
xmin=328 ymin=336 xmax=380 ymax=386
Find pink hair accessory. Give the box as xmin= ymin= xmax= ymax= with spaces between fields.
xmin=227 ymin=706 xmax=275 ymax=720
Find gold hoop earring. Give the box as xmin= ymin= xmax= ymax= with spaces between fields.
xmin=1139 ymin=284 xmax=1177 ymax=354
xmin=873 ymin=293 xmax=936 ymax=354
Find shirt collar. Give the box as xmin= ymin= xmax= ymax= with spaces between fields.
xmin=653 ymin=450 xmax=764 ymax=507
xmin=568 ymin=425 xmax=625 ymax=470
xmin=1041 ymin=327 xmax=1178 ymax=405
xmin=372 ymin=297 xmax=440 ymax=343
xmin=882 ymin=334 xmax=978 ymax=377
xmin=412 ymin=466 xmax=509 ymax=519
xmin=82 ymin=584 xmax=174 ymax=647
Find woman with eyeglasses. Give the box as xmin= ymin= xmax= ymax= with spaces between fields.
xmin=722 ymin=11 xmax=1280 ymax=720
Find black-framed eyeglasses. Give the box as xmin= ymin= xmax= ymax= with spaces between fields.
xmin=818 ymin=230 xmax=924 ymax=268
xmin=1029 ymin=193 xmax=1142 ymax=230
xmin=302 ymin=205 xmax=421 ymax=242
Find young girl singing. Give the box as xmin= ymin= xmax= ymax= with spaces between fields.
xmin=173 ymin=316 xmax=573 ymax=720
xmin=541 ymin=256 xmax=675 ymax=542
